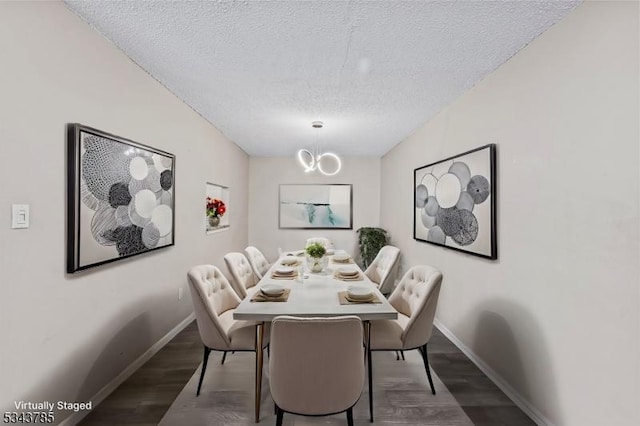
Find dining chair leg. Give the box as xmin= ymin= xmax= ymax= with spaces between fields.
xmin=254 ymin=322 xmax=265 ymax=423
xmin=275 ymin=406 xmax=284 ymax=426
xmin=365 ymin=321 xmax=374 ymax=422
xmin=362 ymin=329 xmax=367 ymax=362
xmin=400 ymin=350 xmax=405 ymax=360
xmin=418 ymin=344 xmax=436 ymax=395
xmin=196 ymin=346 xmax=211 ymax=396
xmin=395 ymin=350 xmax=400 ymax=360
xmin=346 ymin=407 xmax=354 ymax=426
xmin=221 ymin=351 xmax=227 ymax=365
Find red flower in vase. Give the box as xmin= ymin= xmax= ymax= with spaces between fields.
xmin=206 ymin=197 xmax=226 ymax=218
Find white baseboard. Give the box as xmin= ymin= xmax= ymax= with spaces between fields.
xmin=434 ymin=319 xmax=553 ymax=426
xmin=59 ymin=313 xmax=196 ymax=426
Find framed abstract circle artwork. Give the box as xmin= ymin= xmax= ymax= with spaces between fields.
xmin=66 ymin=124 xmax=175 ymax=273
xmin=414 ymin=144 xmax=496 ymax=259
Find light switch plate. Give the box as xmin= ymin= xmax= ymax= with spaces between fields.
xmin=12 ymin=204 xmax=29 ymax=229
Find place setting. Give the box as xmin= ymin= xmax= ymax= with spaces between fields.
xmin=270 ymin=266 xmax=298 ymax=280
xmin=338 ymin=285 xmax=381 ymax=304
xmin=280 ymin=257 xmax=301 ymax=267
xmin=251 ymin=283 xmax=291 ymax=302
xmin=334 ymin=266 xmax=363 ymax=281
xmin=332 ymin=253 xmax=354 ymax=264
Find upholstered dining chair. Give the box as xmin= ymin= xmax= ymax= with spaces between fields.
xmin=305 ymin=237 xmax=334 ymax=249
xmin=244 ymin=246 xmax=271 ymax=280
xmin=187 ymin=264 xmax=270 ymax=396
xmin=224 ymin=252 xmax=259 ymax=299
xmin=368 ymin=265 xmax=443 ymax=397
xmin=364 ymin=245 xmax=401 ymax=295
xmin=269 ymin=316 xmax=365 ymax=426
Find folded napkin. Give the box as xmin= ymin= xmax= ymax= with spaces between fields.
xmin=333 ymin=272 xmax=364 ymax=281
xmin=251 ymin=288 xmax=291 ymax=302
xmin=338 ymin=291 xmax=381 ymax=305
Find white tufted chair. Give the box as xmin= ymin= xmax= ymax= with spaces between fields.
xmin=364 ymin=245 xmax=401 ymax=295
xmin=224 ymin=252 xmax=259 ymax=299
xmin=270 ymin=316 xmax=364 ymax=426
xmin=244 ymin=246 xmax=271 ymax=280
xmin=369 ymin=265 xmax=443 ymax=396
xmin=187 ymin=265 xmax=270 ymax=396
xmin=305 ymin=237 xmax=334 ymax=249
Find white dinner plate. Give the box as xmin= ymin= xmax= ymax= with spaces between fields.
xmin=347 ymin=285 xmax=373 ymax=300
xmin=261 ymin=284 xmax=286 ymax=296
xmin=333 ymin=253 xmax=350 ymax=262
xmin=274 ymin=267 xmax=294 ymax=275
xmin=337 ymin=267 xmax=359 ymax=277
xmin=280 ymin=258 xmax=298 ymax=266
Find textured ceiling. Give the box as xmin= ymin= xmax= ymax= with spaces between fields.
xmin=65 ymin=1 xmax=580 ymax=157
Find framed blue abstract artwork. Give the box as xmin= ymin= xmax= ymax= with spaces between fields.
xmin=414 ymin=144 xmax=496 ymax=259
xmin=67 ymin=124 xmax=175 ymax=273
xmin=279 ymin=184 xmax=352 ymax=229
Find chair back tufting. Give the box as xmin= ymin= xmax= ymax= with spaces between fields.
xmin=224 ymin=252 xmax=259 ymax=298
xmin=187 ymin=264 xmax=241 ymax=350
xmin=388 ymin=265 xmax=442 ymax=349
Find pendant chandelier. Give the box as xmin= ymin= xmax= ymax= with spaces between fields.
xmin=296 ymin=121 xmax=342 ymax=176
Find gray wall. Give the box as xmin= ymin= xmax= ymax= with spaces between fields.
xmin=380 ymin=2 xmax=639 ymax=425
xmin=0 ymin=3 xmax=249 ymax=423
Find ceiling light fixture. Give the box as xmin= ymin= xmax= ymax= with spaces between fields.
xmin=296 ymin=121 xmax=342 ymax=176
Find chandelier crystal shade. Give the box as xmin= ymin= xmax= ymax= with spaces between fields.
xmin=296 ymin=121 xmax=342 ymax=176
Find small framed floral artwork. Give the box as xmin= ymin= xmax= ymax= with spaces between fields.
xmin=206 ymin=182 xmax=229 ymax=233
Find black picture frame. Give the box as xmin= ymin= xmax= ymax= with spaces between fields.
xmin=67 ymin=124 xmax=176 ymax=273
xmin=413 ymin=144 xmax=497 ymax=259
xmin=279 ymin=184 xmax=353 ymax=229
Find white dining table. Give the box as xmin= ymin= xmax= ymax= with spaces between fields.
xmin=233 ymin=250 xmax=398 ymax=422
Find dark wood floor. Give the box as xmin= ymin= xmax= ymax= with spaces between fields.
xmin=79 ymin=320 xmax=534 ymax=426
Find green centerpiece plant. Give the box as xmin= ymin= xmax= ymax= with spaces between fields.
xmin=305 ymin=242 xmax=327 ymax=273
